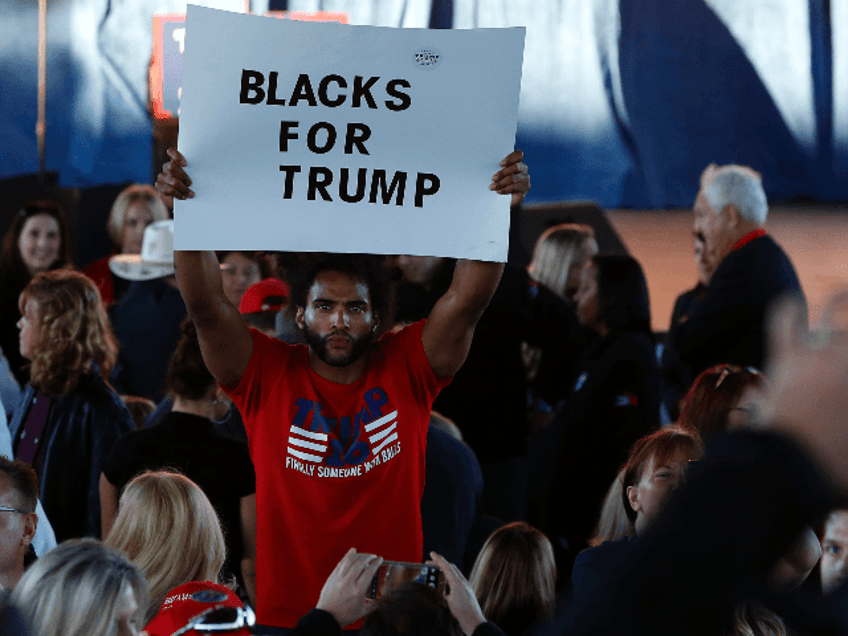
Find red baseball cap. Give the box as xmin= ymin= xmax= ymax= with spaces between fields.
xmin=238 ymin=278 xmax=290 ymax=315
xmin=142 ymin=581 xmax=254 ymax=636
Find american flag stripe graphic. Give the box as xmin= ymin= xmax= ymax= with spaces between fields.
xmin=368 ymin=422 xmax=397 ymax=443
xmin=364 ymin=410 xmax=398 ymax=432
xmin=366 ymin=410 xmax=399 ymax=456
xmin=288 ymin=425 xmax=328 ymax=463
xmin=372 ymin=432 xmax=399 ymax=455
xmin=288 ymin=436 xmax=326 ymax=452
xmin=288 ymin=447 xmax=324 ymax=463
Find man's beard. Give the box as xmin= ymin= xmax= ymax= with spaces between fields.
xmin=303 ymin=325 xmax=375 ymax=367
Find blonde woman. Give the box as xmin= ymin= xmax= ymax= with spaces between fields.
xmin=8 ymin=270 xmax=134 ymax=542
xmin=469 ymin=522 xmax=556 ymax=636
xmin=523 ymin=223 xmax=598 ymax=397
xmin=528 ymin=223 xmax=598 ymax=303
xmin=10 ymin=538 xmax=149 ymax=636
xmin=83 ymin=184 xmax=170 ymax=305
xmin=106 ymin=471 xmax=227 ymax=624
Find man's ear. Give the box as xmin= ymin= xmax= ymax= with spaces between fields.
xmin=22 ymin=513 xmax=37 ymax=547
xmin=626 ymin=486 xmax=641 ymax=514
xmin=295 ymin=306 xmax=305 ymax=330
xmin=723 ymin=203 xmax=741 ymax=229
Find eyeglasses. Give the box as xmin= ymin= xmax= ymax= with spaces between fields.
xmin=171 ymin=605 xmax=256 ymax=636
xmin=0 ymin=506 xmax=30 ymax=515
xmin=713 ymin=364 xmax=761 ymax=389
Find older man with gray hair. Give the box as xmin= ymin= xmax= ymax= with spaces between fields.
xmin=668 ymin=164 xmax=805 ymax=383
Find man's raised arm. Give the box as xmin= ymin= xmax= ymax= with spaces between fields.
xmin=156 ymin=148 xmax=253 ymax=387
xmin=422 ymin=150 xmax=529 ymax=379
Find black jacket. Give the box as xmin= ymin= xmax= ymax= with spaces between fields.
xmin=10 ymin=373 xmax=134 ymax=542
xmin=541 ymin=330 xmax=660 ymax=548
xmin=669 ymin=234 xmax=805 ymax=379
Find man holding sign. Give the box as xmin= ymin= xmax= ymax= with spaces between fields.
xmin=156 ymin=147 xmax=529 ymax=629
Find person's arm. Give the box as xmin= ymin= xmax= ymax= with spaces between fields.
xmin=421 ymin=151 xmax=529 ymax=378
xmin=156 ymin=148 xmax=253 ymax=387
xmin=99 ymin=473 xmax=119 ymax=539
xmin=240 ymin=494 xmax=257 ymax=608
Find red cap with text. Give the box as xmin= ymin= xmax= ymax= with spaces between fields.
xmin=142 ymin=581 xmax=253 ymax=636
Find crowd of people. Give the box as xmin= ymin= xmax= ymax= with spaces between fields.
xmin=0 ymin=146 xmax=846 ymax=636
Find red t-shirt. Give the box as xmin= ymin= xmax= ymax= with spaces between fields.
xmin=223 ymin=320 xmax=449 ymax=628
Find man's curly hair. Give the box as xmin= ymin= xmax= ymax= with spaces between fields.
xmin=20 ymin=270 xmax=117 ymax=397
xmin=289 ymin=253 xmax=392 ymax=324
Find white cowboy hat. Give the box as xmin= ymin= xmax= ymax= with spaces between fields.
xmin=109 ymin=220 xmax=176 ymax=281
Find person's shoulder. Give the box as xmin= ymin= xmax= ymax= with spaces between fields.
xmin=376 ymin=320 xmax=426 ymax=352
xmin=575 ymin=538 xmax=632 ymax=569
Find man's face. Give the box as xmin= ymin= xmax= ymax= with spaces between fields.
xmin=0 ymin=475 xmax=34 ymax=574
xmin=298 ymin=270 xmax=376 ymax=368
xmin=692 ymin=192 xmax=735 ymax=267
xmin=821 ymin=510 xmax=848 ymax=594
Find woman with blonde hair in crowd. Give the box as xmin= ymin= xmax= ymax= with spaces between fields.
xmin=523 ymin=224 xmax=598 ymax=420
xmin=8 ymin=270 xmax=133 ymax=542
xmin=528 ymin=223 xmax=598 ymax=303
xmin=106 ymin=470 xmax=227 ymax=624
xmin=83 ymin=184 xmax=170 ymax=305
xmin=10 ymin=538 xmax=149 ymax=636
xmin=469 ymin=521 xmax=556 ymax=636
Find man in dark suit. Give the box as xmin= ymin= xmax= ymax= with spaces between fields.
xmin=669 ymin=164 xmax=805 ymax=384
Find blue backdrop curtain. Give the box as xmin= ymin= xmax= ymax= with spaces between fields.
xmin=1 ymin=0 xmax=844 ymax=207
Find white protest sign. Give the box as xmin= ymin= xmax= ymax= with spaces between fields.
xmin=175 ymin=6 xmax=525 ymax=261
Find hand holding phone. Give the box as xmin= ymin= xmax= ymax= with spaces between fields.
xmin=367 ymin=561 xmax=445 ymax=599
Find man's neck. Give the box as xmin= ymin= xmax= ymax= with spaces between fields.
xmin=0 ymin=562 xmax=24 ymax=590
xmin=308 ymin=349 xmax=368 ymax=385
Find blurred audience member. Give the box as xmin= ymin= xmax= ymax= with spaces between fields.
xmin=469 ymin=522 xmax=556 ymax=636
xmin=106 ymin=471 xmax=227 ymax=624
xmin=537 ymin=254 xmax=660 ymax=549
xmin=0 ymin=349 xmax=21 ymax=421
xmin=10 ymin=538 xmax=148 ymax=636
xmin=101 ymin=319 xmax=256 ymax=602
xmin=0 ymin=200 xmax=72 ymax=385
xmin=82 ymin=184 xmax=170 ymax=305
xmin=820 ymin=509 xmax=848 ymax=595
xmin=0 ymin=457 xmax=38 ymax=589
xmin=120 ymin=395 xmax=157 ymax=429
xmin=678 ymin=363 xmax=768 ymax=443
xmin=219 ymin=251 xmax=272 ymax=309
xmin=9 ymin=270 xmax=133 ymax=541
xmin=679 ymin=364 xmax=819 ymax=590
xmin=660 ymin=234 xmax=715 ymax=420
xmin=422 ymin=412 xmax=483 ymax=569
xmin=239 ymin=277 xmax=290 ymax=338
xmin=109 ymin=220 xmax=186 ymax=401
xmin=668 ymin=164 xmax=805 ymax=381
